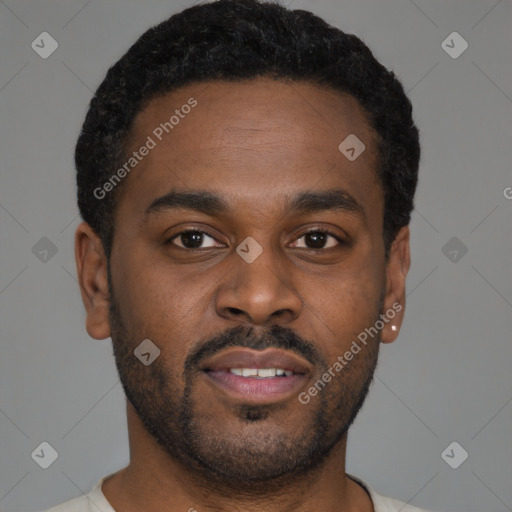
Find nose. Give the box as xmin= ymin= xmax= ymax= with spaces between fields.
xmin=215 ymin=242 xmax=303 ymax=327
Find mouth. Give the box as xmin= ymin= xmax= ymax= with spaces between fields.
xmin=200 ymin=348 xmax=311 ymax=404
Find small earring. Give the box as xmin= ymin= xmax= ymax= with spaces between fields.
xmin=391 ymin=325 xmax=398 ymax=331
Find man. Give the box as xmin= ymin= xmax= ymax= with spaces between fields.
xmin=44 ymin=0 xmax=434 ymax=510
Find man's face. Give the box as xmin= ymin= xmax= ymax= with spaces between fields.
xmin=104 ymin=79 xmax=394 ymax=485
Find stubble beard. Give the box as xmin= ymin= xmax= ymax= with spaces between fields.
xmin=107 ymin=274 xmax=381 ymax=492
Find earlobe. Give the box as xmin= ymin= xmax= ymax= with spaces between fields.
xmin=381 ymin=226 xmax=410 ymax=344
xmin=74 ymin=222 xmax=111 ymax=340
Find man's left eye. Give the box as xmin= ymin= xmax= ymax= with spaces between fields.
xmin=291 ymin=230 xmax=343 ymax=250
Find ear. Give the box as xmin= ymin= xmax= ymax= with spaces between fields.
xmin=380 ymin=226 xmax=411 ymax=344
xmin=74 ymin=222 xmax=111 ymax=340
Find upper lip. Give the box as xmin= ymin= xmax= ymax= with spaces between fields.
xmin=200 ymin=348 xmax=312 ymax=375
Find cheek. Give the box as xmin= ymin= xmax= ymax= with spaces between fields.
xmin=300 ymin=261 xmax=385 ymax=358
xmin=110 ymin=243 xmax=217 ymax=351
xmin=110 ymin=248 xmax=180 ymax=334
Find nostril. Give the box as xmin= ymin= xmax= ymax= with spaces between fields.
xmin=227 ymin=307 xmax=244 ymax=316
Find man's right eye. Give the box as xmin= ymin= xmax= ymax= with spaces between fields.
xmin=167 ymin=230 xmax=223 ymax=250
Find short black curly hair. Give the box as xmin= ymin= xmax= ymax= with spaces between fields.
xmin=76 ymin=0 xmax=419 ymax=260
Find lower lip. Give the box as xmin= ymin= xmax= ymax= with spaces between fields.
xmin=203 ymin=370 xmax=307 ymax=402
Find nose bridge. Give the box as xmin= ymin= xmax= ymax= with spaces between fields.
xmin=215 ymin=234 xmax=303 ymax=325
xmin=238 ymin=238 xmax=284 ymax=292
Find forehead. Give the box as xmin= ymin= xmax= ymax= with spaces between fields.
xmin=115 ymin=78 xmax=382 ymax=223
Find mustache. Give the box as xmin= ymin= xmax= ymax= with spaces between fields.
xmin=185 ymin=324 xmax=323 ymax=371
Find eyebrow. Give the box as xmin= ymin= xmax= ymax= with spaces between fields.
xmin=144 ymin=188 xmax=364 ymax=219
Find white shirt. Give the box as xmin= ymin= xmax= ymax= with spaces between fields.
xmin=41 ymin=472 xmax=435 ymax=512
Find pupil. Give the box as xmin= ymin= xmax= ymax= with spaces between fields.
xmin=306 ymin=232 xmax=326 ymax=249
xmin=182 ymin=231 xmax=203 ymax=248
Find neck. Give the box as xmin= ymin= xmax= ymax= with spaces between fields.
xmin=102 ymin=401 xmax=374 ymax=512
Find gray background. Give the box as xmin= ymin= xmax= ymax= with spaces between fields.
xmin=0 ymin=0 xmax=511 ymax=511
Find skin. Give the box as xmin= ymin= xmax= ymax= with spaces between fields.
xmin=75 ymin=78 xmax=410 ymax=512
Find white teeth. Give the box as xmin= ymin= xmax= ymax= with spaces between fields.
xmin=229 ymin=368 xmax=293 ymax=378
xmin=257 ymin=368 xmax=276 ymax=378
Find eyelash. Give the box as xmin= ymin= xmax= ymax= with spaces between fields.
xmin=167 ymin=227 xmax=346 ymax=251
